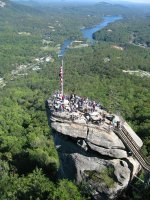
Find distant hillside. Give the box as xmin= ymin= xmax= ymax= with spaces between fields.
xmin=0 ymin=0 xmax=43 ymax=14
xmin=0 ymin=0 xmax=49 ymax=33
xmin=94 ymin=2 xmax=133 ymax=18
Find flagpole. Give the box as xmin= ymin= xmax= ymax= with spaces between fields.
xmin=61 ymin=59 xmax=64 ymax=97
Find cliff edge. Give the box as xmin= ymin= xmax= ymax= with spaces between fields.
xmin=47 ymin=94 xmax=143 ymax=199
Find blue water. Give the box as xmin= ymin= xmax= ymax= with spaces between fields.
xmin=81 ymin=16 xmax=122 ymax=40
xmin=58 ymin=16 xmax=122 ymax=57
xmin=58 ymin=39 xmax=72 ymax=57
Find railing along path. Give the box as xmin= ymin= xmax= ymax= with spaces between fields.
xmin=114 ymin=126 xmax=150 ymax=172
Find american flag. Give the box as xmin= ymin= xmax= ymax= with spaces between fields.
xmin=59 ymin=65 xmax=63 ymax=86
xmin=59 ymin=59 xmax=64 ymax=96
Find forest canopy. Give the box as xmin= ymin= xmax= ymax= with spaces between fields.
xmin=0 ymin=1 xmax=150 ymax=199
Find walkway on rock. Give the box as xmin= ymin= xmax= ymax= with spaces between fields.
xmin=48 ymin=93 xmax=150 ymax=172
xmin=114 ymin=126 xmax=150 ymax=172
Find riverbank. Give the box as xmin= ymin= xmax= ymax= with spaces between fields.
xmin=59 ymin=16 xmax=122 ymax=56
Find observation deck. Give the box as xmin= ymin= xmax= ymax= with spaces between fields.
xmin=47 ymin=93 xmax=150 ymax=172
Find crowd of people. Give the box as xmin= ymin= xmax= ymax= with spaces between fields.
xmin=51 ymin=91 xmax=103 ymax=113
xmin=48 ymin=91 xmax=121 ymax=129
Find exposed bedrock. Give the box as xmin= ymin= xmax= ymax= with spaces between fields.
xmin=50 ymin=112 xmax=142 ymax=199
xmin=52 ymin=133 xmax=141 ymax=199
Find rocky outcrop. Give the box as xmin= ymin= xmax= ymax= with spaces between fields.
xmin=48 ymin=107 xmax=143 ymax=199
xmin=53 ymin=131 xmax=141 ymax=199
xmin=50 ymin=111 xmax=143 ymax=159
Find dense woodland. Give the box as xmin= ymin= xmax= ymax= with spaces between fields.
xmin=93 ymin=18 xmax=150 ymax=48
xmin=0 ymin=1 xmax=150 ymax=199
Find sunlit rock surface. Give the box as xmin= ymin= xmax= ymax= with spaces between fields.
xmin=47 ymin=97 xmax=142 ymax=199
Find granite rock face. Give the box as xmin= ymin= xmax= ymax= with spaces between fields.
xmin=50 ymin=111 xmax=143 ymax=159
xmin=53 ymin=132 xmax=141 ymax=199
xmin=49 ymin=111 xmax=142 ymax=199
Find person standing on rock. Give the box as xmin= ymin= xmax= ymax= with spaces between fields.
xmin=92 ymin=101 xmax=96 ymax=112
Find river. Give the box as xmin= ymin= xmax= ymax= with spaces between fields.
xmin=58 ymin=16 xmax=122 ymax=57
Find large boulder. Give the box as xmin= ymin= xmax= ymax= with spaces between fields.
xmin=51 ymin=121 xmax=88 ymax=138
xmin=51 ymin=116 xmax=130 ymax=158
xmin=87 ymin=142 xmax=128 ymax=158
xmin=53 ymin=132 xmax=141 ymax=200
xmin=48 ymin=101 xmax=143 ymax=199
